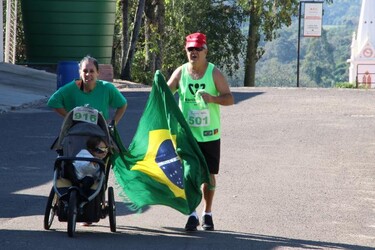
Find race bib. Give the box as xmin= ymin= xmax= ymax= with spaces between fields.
xmin=72 ymin=107 xmax=99 ymax=124
xmin=187 ymin=109 xmax=210 ymax=127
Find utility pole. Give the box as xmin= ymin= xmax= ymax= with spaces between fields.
xmin=4 ymin=0 xmax=18 ymax=64
xmin=0 ymin=0 xmax=3 ymax=62
xmin=297 ymin=1 xmax=302 ymax=87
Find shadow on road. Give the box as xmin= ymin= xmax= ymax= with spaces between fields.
xmin=232 ymin=91 xmax=264 ymax=104
xmin=0 ymin=227 xmax=372 ymax=250
xmin=0 ymin=92 xmax=149 ymax=220
xmin=0 ymin=192 xmax=147 ymax=218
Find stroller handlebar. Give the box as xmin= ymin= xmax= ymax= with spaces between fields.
xmin=54 ymin=156 xmax=106 ymax=172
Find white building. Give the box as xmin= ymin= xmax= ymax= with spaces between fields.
xmin=348 ymin=0 xmax=375 ymax=87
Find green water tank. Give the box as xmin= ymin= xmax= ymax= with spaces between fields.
xmin=20 ymin=0 xmax=116 ymax=64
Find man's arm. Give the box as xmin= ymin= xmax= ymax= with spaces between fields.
xmin=201 ymin=67 xmax=234 ymax=106
xmin=167 ymin=66 xmax=182 ymax=93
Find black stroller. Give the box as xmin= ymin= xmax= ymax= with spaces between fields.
xmin=44 ymin=106 xmax=116 ymax=237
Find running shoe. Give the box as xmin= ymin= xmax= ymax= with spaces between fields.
xmin=202 ymin=215 xmax=214 ymax=231
xmin=185 ymin=215 xmax=199 ymax=231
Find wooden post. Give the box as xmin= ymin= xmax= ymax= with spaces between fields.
xmin=98 ymin=64 xmax=114 ymax=82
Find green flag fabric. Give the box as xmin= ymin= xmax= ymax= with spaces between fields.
xmin=112 ymin=70 xmax=210 ymax=215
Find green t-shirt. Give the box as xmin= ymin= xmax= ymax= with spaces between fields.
xmin=178 ymin=62 xmax=221 ymax=142
xmin=47 ymin=80 xmax=127 ymax=120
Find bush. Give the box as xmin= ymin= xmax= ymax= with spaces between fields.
xmin=335 ymin=82 xmax=355 ymax=88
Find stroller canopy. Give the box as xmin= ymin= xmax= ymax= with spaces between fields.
xmin=51 ymin=106 xmax=111 ymax=151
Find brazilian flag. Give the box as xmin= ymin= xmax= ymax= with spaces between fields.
xmin=112 ymin=70 xmax=210 ymax=215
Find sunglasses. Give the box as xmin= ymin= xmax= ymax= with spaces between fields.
xmin=187 ymin=47 xmax=205 ymax=52
xmin=94 ymin=146 xmax=108 ymax=154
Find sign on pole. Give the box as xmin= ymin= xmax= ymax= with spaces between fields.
xmin=303 ymin=3 xmax=323 ymax=37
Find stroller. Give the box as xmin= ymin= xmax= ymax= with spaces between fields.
xmin=44 ymin=106 xmax=117 ymax=237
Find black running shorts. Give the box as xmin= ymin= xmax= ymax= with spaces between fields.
xmin=197 ymin=139 xmax=220 ymax=174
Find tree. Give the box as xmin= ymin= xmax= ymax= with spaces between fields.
xmin=120 ymin=0 xmax=245 ymax=83
xmin=144 ymin=0 xmax=165 ymax=78
xmin=120 ymin=0 xmax=146 ymax=80
xmin=252 ymin=0 xmax=356 ymax=88
xmin=162 ymin=0 xmax=245 ymax=78
xmin=240 ymin=0 xmax=333 ymax=87
xmin=120 ymin=0 xmax=129 ymax=79
xmin=240 ymin=0 xmax=299 ymax=87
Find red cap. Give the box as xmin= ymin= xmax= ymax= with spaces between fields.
xmin=185 ymin=32 xmax=207 ymax=48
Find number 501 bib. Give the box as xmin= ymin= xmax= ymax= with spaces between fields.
xmin=188 ymin=109 xmax=210 ymax=127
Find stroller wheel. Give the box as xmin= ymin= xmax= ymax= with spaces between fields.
xmin=67 ymin=189 xmax=78 ymax=237
xmin=44 ymin=187 xmax=58 ymax=230
xmin=108 ymin=187 xmax=116 ymax=232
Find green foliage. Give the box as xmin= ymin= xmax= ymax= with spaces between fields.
xmin=250 ymin=0 xmax=360 ymax=88
xmin=112 ymin=0 xmax=245 ymax=83
xmin=326 ymin=23 xmax=354 ymax=65
xmin=322 ymin=0 xmax=361 ymax=25
xmin=335 ymin=82 xmax=355 ymax=88
xmin=302 ymin=30 xmax=335 ymax=87
xmin=112 ymin=0 xmax=124 ymax=78
xmin=15 ymin=0 xmax=361 ymax=88
xmin=256 ymin=58 xmax=297 ymax=87
xmin=261 ymin=25 xmax=297 ymax=63
xmin=239 ymin=0 xmax=304 ymax=86
xmin=162 ymin=0 xmax=245 ymax=78
xmin=131 ymin=48 xmax=154 ymax=85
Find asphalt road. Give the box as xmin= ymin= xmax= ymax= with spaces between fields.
xmin=0 ymin=87 xmax=374 ymax=249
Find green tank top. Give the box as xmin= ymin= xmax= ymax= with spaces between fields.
xmin=178 ymin=62 xmax=221 ymax=142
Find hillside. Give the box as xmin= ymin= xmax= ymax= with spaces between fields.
xmin=229 ymin=0 xmax=362 ymax=87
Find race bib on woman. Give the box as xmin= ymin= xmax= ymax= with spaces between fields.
xmin=72 ymin=106 xmax=99 ymax=124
